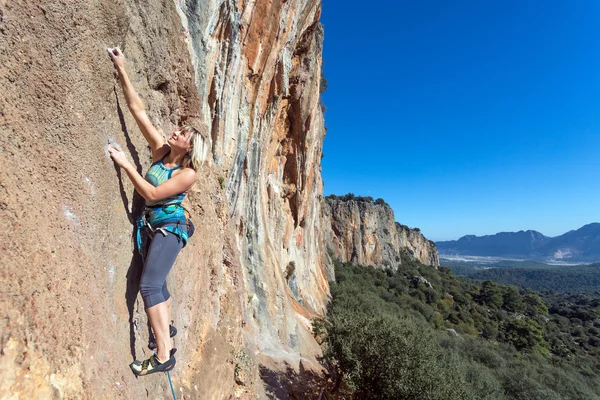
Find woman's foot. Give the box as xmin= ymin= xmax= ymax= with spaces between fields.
xmin=130 ymin=349 xmax=177 ymax=376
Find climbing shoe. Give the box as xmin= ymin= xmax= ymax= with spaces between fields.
xmin=130 ymin=348 xmax=177 ymax=376
xmin=148 ymin=322 xmax=177 ymax=350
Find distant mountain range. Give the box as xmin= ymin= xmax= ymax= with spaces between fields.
xmin=436 ymin=223 xmax=600 ymax=263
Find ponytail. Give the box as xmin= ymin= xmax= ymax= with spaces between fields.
xmin=181 ymin=124 xmax=210 ymax=171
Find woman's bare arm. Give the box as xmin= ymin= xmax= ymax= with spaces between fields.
xmin=122 ymin=164 xmax=196 ymax=202
xmin=108 ymin=48 xmax=166 ymax=157
xmin=108 ymin=146 xmax=196 ymax=202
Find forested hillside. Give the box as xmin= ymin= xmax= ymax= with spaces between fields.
xmin=314 ymin=256 xmax=600 ymax=399
xmin=446 ymin=259 xmax=600 ymax=293
xmin=470 ymin=264 xmax=600 ymax=292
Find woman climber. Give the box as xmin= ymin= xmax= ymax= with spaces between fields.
xmin=106 ymin=47 xmax=209 ymax=376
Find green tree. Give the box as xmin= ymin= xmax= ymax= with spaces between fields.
xmin=502 ymin=286 xmax=525 ymax=313
xmin=482 ymin=322 xmax=499 ymax=340
xmin=500 ymin=318 xmax=549 ymax=354
xmin=317 ymin=307 xmax=473 ymax=399
xmin=523 ymin=294 xmax=548 ymax=316
xmin=479 ymin=281 xmax=504 ymax=308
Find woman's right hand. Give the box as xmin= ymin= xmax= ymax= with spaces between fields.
xmin=108 ymin=145 xmax=131 ymax=169
xmin=107 ymin=47 xmax=125 ymax=71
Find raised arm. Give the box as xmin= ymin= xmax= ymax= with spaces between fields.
xmin=107 ymin=48 xmax=166 ymax=157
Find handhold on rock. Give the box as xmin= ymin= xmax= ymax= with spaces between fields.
xmin=104 ymin=139 xmax=122 ymax=160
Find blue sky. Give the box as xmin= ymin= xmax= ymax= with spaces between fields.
xmin=320 ymin=0 xmax=600 ymax=241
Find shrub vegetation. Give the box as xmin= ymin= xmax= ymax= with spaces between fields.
xmin=314 ymin=258 xmax=600 ymax=399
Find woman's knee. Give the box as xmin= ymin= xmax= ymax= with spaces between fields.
xmin=140 ymin=283 xmax=165 ymax=309
xmin=161 ymin=283 xmax=170 ymax=302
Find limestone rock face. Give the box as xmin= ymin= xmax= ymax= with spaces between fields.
xmin=1 ymin=0 xmax=327 ymax=398
xmin=176 ymin=0 xmax=330 ymax=372
xmin=396 ymin=222 xmax=440 ymax=267
xmin=324 ymin=198 xmax=439 ymax=269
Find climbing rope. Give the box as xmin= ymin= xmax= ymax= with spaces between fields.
xmin=167 ymin=371 xmax=177 ymax=400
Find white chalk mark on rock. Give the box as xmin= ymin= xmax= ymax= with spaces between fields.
xmin=108 ymin=262 xmax=115 ymax=286
xmin=84 ymin=176 xmax=96 ymax=198
xmin=62 ymin=205 xmax=79 ymax=224
xmin=104 ymin=138 xmax=123 ymax=160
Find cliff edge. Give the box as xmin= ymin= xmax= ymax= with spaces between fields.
xmin=323 ymin=196 xmax=439 ymax=269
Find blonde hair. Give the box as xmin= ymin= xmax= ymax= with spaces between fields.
xmin=181 ymin=124 xmax=210 ymax=171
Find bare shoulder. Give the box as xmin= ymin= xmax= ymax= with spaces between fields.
xmin=172 ymin=167 xmax=197 ymax=181
xmin=152 ymin=144 xmax=171 ymax=163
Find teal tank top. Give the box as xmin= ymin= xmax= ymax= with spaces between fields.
xmin=144 ymin=152 xmax=187 ymax=227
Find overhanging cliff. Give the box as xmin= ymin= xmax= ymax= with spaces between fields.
xmin=176 ymin=0 xmax=330 ymax=378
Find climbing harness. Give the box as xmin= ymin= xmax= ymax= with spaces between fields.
xmin=135 ymin=149 xmax=196 ymax=262
xmin=135 ymin=203 xmax=195 ymax=262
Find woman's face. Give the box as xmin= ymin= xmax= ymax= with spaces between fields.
xmin=168 ymin=129 xmax=192 ymax=152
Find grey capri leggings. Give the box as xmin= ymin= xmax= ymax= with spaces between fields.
xmin=139 ymin=227 xmax=184 ymax=309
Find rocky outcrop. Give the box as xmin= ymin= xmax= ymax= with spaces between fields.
xmin=324 ymin=197 xmax=439 ymax=269
xmin=396 ymin=221 xmax=440 ymax=267
xmin=1 ymin=0 xmax=328 ymax=398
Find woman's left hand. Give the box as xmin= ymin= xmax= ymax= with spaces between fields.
xmin=108 ymin=146 xmax=131 ymax=168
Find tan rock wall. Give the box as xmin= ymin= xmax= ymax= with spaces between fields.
xmin=396 ymin=222 xmax=440 ymax=267
xmin=324 ymin=198 xmax=439 ymax=269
